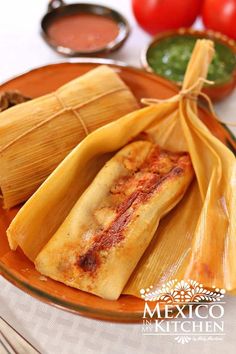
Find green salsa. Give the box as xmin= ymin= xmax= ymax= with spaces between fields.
xmin=147 ymin=35 xmax=236 ymax=84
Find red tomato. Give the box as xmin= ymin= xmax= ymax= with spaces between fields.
xmin=202 ymin=0 xmax=236 ymax=40
xmin=132 ymin=0 xmax=203 ymax=35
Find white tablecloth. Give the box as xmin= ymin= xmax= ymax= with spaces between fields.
xmin=0 ymin=1 xmax=236 ymax=353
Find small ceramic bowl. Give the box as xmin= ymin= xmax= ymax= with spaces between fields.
xmin=141 ymin=28 xmax=236 ymax=102
xmin=41 ymin=0 xmax=130 ymax=57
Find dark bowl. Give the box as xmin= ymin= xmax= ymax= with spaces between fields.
xmin=141 ymin=28 xmax=236 ymax=102
xmin=41 ymin=0 xmax=130 ymax=57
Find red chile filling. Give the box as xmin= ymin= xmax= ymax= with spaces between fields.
xmin=76 ymin=147 xmax=188 ymax=272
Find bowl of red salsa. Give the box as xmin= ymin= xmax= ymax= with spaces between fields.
xmin=41 ymin=0 xmax=130 ymax=56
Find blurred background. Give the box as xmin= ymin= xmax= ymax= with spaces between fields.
xmin=0 ymin=0 xmax=236 ymax=126
xmin=0 ymin=0 xmax=151 ymax=80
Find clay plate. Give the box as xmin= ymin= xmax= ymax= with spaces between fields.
xmin=0 ymin=59 xmax=235 ymax=322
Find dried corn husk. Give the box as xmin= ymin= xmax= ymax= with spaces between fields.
xmin=0 ymin=65 xmax=138 ymax=209
xmin=7 ymin=40 xmax=236 ymax=296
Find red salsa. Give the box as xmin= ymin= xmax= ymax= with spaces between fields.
xmin=48 ymin=13 xmax=120 ymax=51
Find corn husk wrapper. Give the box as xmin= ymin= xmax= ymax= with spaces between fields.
xmin=0 ymin=65 xmax=138 ymax=209
xmin=7 ymin=40 xmax=236 ymax=296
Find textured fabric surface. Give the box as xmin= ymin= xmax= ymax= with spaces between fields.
xmin=0 ymin=1 xmax=236 ymax=353
xmin=1 ymin=277 xmax=236 ymax=354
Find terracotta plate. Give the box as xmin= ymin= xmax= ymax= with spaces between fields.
xmin=0 ymin=59 xmax=235 ymax=322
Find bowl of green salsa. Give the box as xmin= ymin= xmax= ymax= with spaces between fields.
xmin=142 ymin=29 xmax=236 ymax=101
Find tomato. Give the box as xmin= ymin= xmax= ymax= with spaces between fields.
xmin=132 ymin=0 xmax=203 ymax=35
xmin=202 ymin=0 xmax=236 ymax=40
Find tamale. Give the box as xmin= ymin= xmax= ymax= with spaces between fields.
xmin=35 ymin=141 xmax=193 ymax=300
xmin=7 ymin=40 xmax=236 ymax=298
xmin=0 ymin=65 xmax=138 ymax=209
